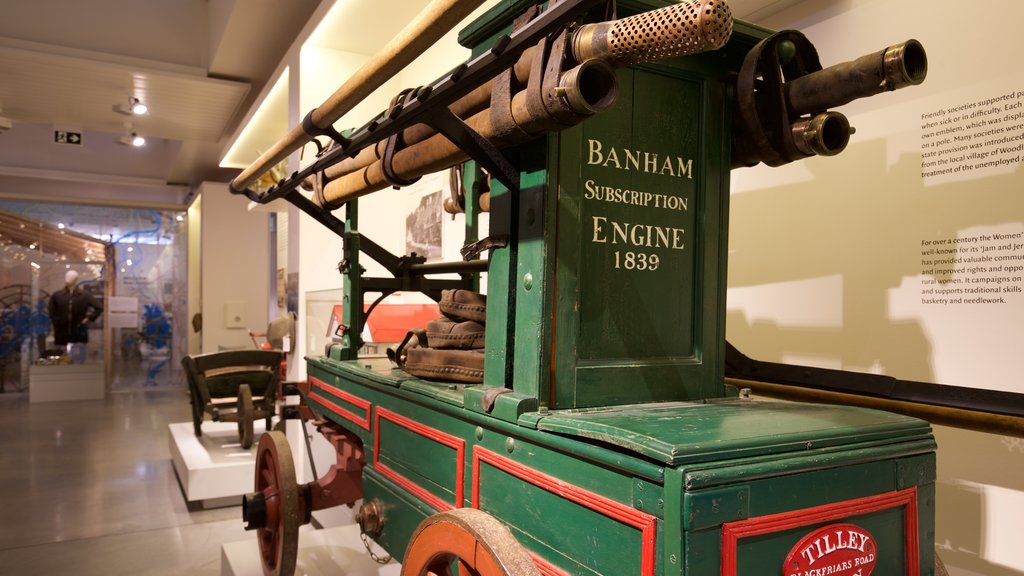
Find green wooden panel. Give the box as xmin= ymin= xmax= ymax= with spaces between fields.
xmin=483 ymin=174 xmax=515 ymax=390
xmin=683 ymin=457 xmax=935 ymax=575
xmin=511 ymin=146 xmax=557 ymax=403
xmin=535 ymin=399 xmax=931 ymax=465
xmin=551 ymin=63 xmax=729 ymax=409
xmin=376 ymin=417 xmax=461 ymax=507
xmin=477 ymin=461 xmax=644 ymax=575
xmin=734 ymin=506 xmax=908 ymax=575
xmin=574 ymin=69 xmax=700 ymax=361
xmin=470 ymin=428 xmax=659 ymax=576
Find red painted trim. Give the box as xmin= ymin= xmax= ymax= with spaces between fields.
xmin=720 ymin=487 xmax=920 ymax=576
xmin=473 ymin=447 xmax=657 ymax=576
xmin=308 ymin=376 xmax=371 ymax=430
xmin=373 ymin=407 xmax=465 ymax=512
xmin=529 ymin=552 xmax=571 ymax=576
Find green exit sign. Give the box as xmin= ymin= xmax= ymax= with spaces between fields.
xmin=54 ymin=130 xmax=82 ymax=145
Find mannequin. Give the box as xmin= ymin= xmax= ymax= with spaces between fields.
xmin=48 ymin=270 xmax=103 ymax=347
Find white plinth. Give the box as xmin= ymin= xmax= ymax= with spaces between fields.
xmin=29 ymin=362 xmax=105 ymax=403
xmin=221 ymin=524 xmax=401 ymax=576
xmin=169 ymin=420 xmax=267 ymax=507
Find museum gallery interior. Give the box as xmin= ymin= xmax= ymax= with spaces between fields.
xmin=0 ymin=0 xmax=1022 ymax=575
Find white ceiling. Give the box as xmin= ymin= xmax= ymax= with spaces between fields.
xmin=0 ymin=0 xmax=800 ymax=210
xmin=0 ymin=0 xmax=319 ymax=208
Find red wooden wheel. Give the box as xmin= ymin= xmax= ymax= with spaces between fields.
xmin=401 ymin=509 xmax=539 ymax=576
xmin=254 ymin=431 xmax=299 ymax=576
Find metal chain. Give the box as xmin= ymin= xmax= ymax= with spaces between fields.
xmin=360 ymin=532 xmax=392 ymax=564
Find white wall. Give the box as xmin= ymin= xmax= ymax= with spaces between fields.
xmin=197 ymin=181 xmax=269 ymax=352
xmin=730 ymin=1 xmax=1024 ymax=573
xmin=187 ymin=195 xmax=202 ymax=355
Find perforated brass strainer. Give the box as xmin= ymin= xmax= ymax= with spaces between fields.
xmin=571 ymin=0 xmax=734 ymax=65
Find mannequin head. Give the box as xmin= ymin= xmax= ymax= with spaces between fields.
xmin=65 ymin=269 xmax=79 ymax=288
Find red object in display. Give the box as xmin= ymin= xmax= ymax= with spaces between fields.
xmin=329 ymin=302 xmax=441 ymax=342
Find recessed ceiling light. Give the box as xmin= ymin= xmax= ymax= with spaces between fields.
xmin=130 ymin=97 xmax=148 ymax=115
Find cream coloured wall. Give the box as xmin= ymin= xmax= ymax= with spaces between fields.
xmin=186 ymin=195 xmax=202 ymax=356
xmin=730 ymin=1 xmax=1024 ymax=574
xmin=197 ymin=182 xmax=270 ymax=353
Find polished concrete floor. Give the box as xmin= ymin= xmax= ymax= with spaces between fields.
xmin=0 ymin=386 xmax=250 ymax=575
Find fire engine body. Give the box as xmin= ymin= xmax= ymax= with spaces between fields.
xmin=237 ymin=0 xmax=936 ymax=574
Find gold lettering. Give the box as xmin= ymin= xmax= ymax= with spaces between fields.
xmin=587 ymin=139 xmax=603 ymax=165
xmin=630 ymin=224 xmax=646 ymax=246
xmin=592 ymin=216 xmax=608 ymax=243
xmin=604 ymin=147 xmax=622 ymax=169
xmin=654 ymin=226 xmax=669 ymax=248
xmin=644 ymin=152 xmax=658 ymax=173
xmin=611 ymin=221 xmax=629 ymax=245
xmin=590 ymin=217 xmax=686 ymax=251
xmin=672 ymin=228 xmax=686 ymax=250
xmin=584 ymin=139 xmax=695 ymax=179
xmin=678 ymin=157 xmax=693 ymax=179
xmin=625 ymin=148 xmax=641 ymax=171
xmin=660 ymin=156 xmax=675 ymax=176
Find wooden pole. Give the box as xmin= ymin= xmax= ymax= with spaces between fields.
xmin=231 ymin=0 xmax=487 ymax=193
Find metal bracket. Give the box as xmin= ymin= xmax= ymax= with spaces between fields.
xmin=302 ymin=107 xmax=351 ymax=149
xmin=461 ymin=235 xmax=509 ymax=261
xmin=381 ymin=88 xmax=423 ymax=188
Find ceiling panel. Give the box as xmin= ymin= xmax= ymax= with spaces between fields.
xmin=0 ymin=43 xmax=249 ymax=142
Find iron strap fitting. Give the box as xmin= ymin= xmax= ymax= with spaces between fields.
xmin=461 ymin=235 xmax=509 ymax=261
xmin=381 ymin=88 xmax=424 ymax=189
xmin=301 ymin=107 xmax=351 ymax=149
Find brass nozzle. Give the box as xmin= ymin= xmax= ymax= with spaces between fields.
xmin=791 ymin=112 xmax=852 ymax=157
xmin=557 ymin=59 xmax=620 ymax=115
xmin=883 ymin=39 xmax=927 ymax=90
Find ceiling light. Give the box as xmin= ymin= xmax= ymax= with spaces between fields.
xmin=116 ymin=132 xmax=146 ymax=147
xmin=115 ymin=97 xmax=148 ymax=115
xmin=58 ymin=223 xmax=65 ymax=229
xmin=130 ymin=97 xmax=148 ymax=115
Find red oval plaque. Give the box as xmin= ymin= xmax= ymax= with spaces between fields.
xmin=783 ymin=523 xmax=877 ymax=576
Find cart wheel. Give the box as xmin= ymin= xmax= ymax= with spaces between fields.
xmin=238 ymin=384 xmax=255 ymax=449
xmin=401 ymin=508 xmax=539 ymax=576
xmin=253 ymin=431 xmax=300 ymax=576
